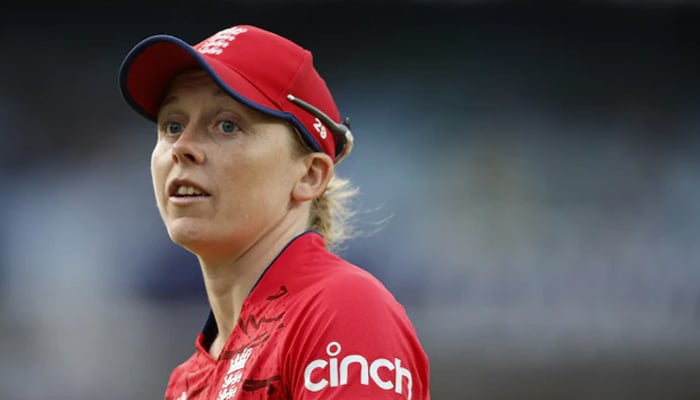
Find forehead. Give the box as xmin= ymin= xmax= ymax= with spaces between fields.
xmin=158 ymin=69 xmax=277 ymax=124
xmin=168 ymin=69 xmax=217 ymax=91
xmin=160 ymin=70 xmax=227 ymax=107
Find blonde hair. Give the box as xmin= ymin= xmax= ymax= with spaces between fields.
xmin=308 ymin=175 xmax=358 ymax=251
xmin=289 ymin=125 xmax=359 ymax=251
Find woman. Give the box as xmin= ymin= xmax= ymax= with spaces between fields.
xmin=119 ymin=24 xmax=430 ymax=400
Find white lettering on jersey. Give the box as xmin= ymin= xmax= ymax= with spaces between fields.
xmin=217 ymin=387 xmax=237 ymax=400
xmin=228 ymin=347 xmax=252 ymax=373
xmin=303 ymin=341 xmax=413 ymax=399
xmin=217 ymin=347 xmax=252 ymax=400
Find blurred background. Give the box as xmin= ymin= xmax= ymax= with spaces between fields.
xmin=1 ymin=0 xmax=700 ymax=399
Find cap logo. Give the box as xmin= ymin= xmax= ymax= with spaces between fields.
xmin=313 ymin=117 xmax=328 ymax=139
xmin=197 ymin=27 xmax=248 ymax=55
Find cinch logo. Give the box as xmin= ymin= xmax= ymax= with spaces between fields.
xmin=303 ymin=341 xmax=413 ymax=399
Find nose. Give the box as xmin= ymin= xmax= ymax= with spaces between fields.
xmin=171 ymin=126 xmax=205 ymax=165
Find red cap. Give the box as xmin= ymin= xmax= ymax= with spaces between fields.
xmin=119 ymin=25 xmax=353 ymax=162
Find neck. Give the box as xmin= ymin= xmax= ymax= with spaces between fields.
xmin=198 ymin=213 xmax=307 ymax=357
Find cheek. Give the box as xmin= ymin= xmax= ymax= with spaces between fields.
xmin=257 ymin=159 xmax=298 ymax=208
xmin=220 ymin=157 xmax=288 ymax=214
xmin=150 ymin=145 xmax=169 ymax=204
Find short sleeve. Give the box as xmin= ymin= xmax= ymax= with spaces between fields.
xmin=282 ymin=268 xmax=431 ymax=400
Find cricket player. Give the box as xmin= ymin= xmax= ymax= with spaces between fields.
xmin=118 ymin=24 xmax=430 ymax=399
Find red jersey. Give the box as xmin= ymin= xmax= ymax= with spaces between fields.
xmin=164 ymin=232 xmax=430 ymax=400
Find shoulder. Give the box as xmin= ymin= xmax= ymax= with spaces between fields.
xmin=293 ymin=255 xmax=404 ymax=319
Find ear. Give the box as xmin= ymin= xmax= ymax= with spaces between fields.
xmin=292 ymin=153 xmax=334 ymax=202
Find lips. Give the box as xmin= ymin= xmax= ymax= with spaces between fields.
xmin=168 ymin=179 xmax=211 ymax=197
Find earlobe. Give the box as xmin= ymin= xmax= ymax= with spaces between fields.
xmin=292 ymin=153 xmax=334 ymax=202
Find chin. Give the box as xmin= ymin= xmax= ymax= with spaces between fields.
xmin=166 ymin=219 xmax=210 ymax=250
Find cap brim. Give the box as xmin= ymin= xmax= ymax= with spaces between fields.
xmin=119 ymin=35 xmax=283 ymax=123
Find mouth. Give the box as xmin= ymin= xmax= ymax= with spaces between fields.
xmin=168 ymin=179 xmax=211 ymax=198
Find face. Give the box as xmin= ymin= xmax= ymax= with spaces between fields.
xmin=152 ymin=70 xmax=307 ymax=258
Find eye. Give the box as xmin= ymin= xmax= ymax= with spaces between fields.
xmin=217 ymin=120 xmax=240 ymax=134
xmin=165 ymin=121 xmax=183 ymax=135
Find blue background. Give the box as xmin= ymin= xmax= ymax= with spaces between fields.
xmin=1 ymin=1 xmax=699 ymax=398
